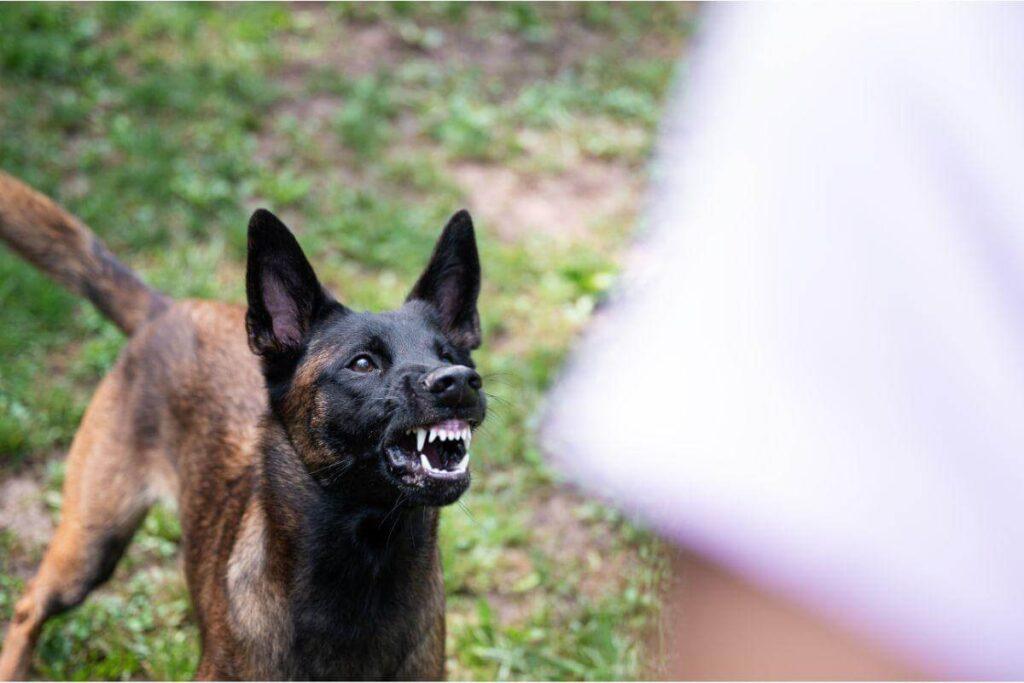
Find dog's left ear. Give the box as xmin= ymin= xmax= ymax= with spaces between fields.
xmin=407 ymin=210 xmax=482 ymax=349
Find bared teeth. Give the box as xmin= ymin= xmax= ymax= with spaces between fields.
xmin=413 ymin=422 xmax=472 ymax=451
xmin=420 ymin=450 xmax=470 ymax=475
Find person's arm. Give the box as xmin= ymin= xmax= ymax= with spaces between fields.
xmin=663 ymin=548 xmax=926 ymax=680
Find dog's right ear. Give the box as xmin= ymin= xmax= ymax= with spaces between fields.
xmin=245 ymin=209 xmax=337 ymax=362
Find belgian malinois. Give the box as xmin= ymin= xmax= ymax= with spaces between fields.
xmin=0 ymin=171 xmax=485 ymax=680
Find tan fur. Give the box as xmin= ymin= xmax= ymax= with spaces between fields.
xmin=1 ymin=361 xmax=166 ymax=678
xmin=225 ymin=502 xmax=291 ymax=679
xmin=0 ymin=298 xmax=262 ymax=679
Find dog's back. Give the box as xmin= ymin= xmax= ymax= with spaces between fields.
xmin=0 ymin=173 xmax=271 ymax=679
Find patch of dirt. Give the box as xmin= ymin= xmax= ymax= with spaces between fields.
xmin=481 ymin=547 xmax=539 ymax=625
xmin=263 ymin=4 xmax=675 ymax=182
xmin=452 ymin=159 xmax=643 ymax=242
xmin=280 ymin=18 xmax=405 ymax=82
xmin=484 ymin=485 xmax=643 ymax=627
xmin=256 ymin=3 xmax=669 ymax=276
xmin=0 ymin=459 xmax=56 ymax=578
xmin=531 ymin=486 xmax=635 ymax=598
xmin=280 ymin=4 xmax=633 ymax=90
xmin=278 ymin=94 xmax=344 ymax=128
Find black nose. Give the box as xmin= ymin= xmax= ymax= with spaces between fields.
xmin=423 ymin=365 xmax=482 ymax=407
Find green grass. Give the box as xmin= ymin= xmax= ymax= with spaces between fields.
xmin=0 ymin=3 xmax=691 ymax=680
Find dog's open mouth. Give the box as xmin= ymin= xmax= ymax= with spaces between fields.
xmin=385 ymin=418 xmax=472 ymax=480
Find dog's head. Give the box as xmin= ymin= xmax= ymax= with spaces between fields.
xmin=245 ymin=209 xmax=484 ymax=507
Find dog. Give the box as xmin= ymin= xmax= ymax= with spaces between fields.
xmin=0 ymin=171 xmax=486 ymax=680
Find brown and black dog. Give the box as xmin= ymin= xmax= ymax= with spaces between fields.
xmin=0 ymin=172 xmax=486 ymax=680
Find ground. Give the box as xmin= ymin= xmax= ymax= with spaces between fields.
xmin=0 ymin=4 xmax=693 ymax=680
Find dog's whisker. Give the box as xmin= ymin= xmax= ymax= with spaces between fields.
xmin=479 ymin=373 xmax=519 ymax=388
xmin=475 ymin=409 xmax=509 ymax=426
xmin=480 ymin=371 xmax=514 ymax=379
xmin=379 ymin=492 xmax=406 ymax=529
xmin=324 ymin=462 xmax=355 ymax=486
xmin=383 ymin=493 xmax=408 ymax=554
xmin=482 ymin=392 xmax=514 ymax=409
xmin=306 ymin=460 xmax=345 ymax=477
xmin=361 ymin=393 xmax=402 ymax=402
xmin=455 ymin=500 xmax=482 ymax=528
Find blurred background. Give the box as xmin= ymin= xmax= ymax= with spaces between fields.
xmin=0 ymin=3 xmax=694 ymax=680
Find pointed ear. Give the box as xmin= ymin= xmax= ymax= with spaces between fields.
xmin=245 ymin=209 xmax=334 ymax=360
xmin=406 ymin=210 xmax=482 ymax=349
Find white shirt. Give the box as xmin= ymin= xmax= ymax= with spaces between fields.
xmin=542 ymin=5 xmax=1024 ymax=677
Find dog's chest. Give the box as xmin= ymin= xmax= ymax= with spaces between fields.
xmin=223 ymin=505 xmax=445 ymax=679
xmin=289 ymin=587 xmax=441 ymax=680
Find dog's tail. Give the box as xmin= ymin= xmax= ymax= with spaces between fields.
xmin=0 ymin=171 xmax=170 ymax=335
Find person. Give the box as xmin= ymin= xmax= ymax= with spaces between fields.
xmin=541 ymin=4 xmax=1024 ymax=678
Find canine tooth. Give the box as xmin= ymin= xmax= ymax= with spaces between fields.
xmin=464 ymin=429 xmax=472 ymax=448
xmin=454 ymin=452 xmax=470 ymax=473
xmin=420 ymin=453 xmax=433 ymax=471
xmin=416 ymin=428 xmax=427 ymax=452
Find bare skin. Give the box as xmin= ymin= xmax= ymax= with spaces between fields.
xmin=662 ymin=548 xmax=930 ymax=680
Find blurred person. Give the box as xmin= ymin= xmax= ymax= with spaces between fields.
xmin=542 ymin=3 xmax=1024 ymax=679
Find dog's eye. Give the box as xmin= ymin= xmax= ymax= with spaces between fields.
xmin=441 ymin=351 xmax=455 ymax=364
xmin=348 ymin=355 xmax=378 ymax=374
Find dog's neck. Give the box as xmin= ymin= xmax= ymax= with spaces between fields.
xmin=247 ymin=418 xmax=441 ymax=677
xmin=257 ymin=416 xmax=439 ymax=580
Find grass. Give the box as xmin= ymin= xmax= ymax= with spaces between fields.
xmin=0 ymin=3 xmax=692 ymax=680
